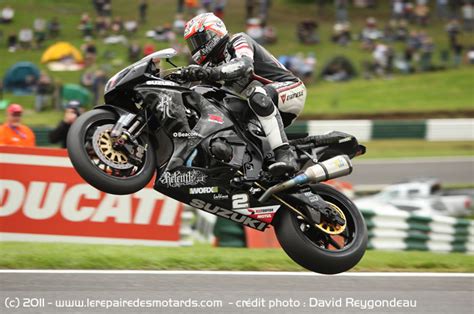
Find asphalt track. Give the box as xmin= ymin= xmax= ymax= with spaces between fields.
xmin=350 ymin=157 xmax=474 ymax=186
xmin=1 ymin=271 xmax=473 ymax=313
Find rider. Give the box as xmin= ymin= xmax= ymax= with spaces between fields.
xmin=182 ymin=13 xmax=306 ymax=174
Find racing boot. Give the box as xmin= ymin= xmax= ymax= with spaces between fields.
xmin=269 ymin=144 xmax=298 ymax=176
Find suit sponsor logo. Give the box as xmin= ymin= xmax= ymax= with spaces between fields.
xmin=208 ymin=114 xmax=224 ymax=124
xmin=285 ymin=90 xmax=304 ymax=102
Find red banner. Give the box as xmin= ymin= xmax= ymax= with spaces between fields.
xmin=0 ymin=146 xmax=183 ymax=246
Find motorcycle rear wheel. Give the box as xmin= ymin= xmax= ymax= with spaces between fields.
xmin=273 ymin=183 xmax=367 ymax=274
xmin=67 ymin=109 xmax=156 ymax=195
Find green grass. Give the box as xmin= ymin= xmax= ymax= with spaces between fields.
xmin=304 ymin=68 xmax=474 ymax=116
xmin=360 ymin=140 xmax=474 ymax=159
xmin=0 ymin=242 xmax=472 ymax=272
xmin=0 ymin=1 xmax=473 ymax=126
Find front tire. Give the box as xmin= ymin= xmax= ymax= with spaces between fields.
xmin=273 ymin=183 xmax=367 ymax=274
xmin=67 ymin=109 xmax=156 ymax=195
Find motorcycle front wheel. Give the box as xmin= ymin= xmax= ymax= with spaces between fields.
xmin=67 ymin=109 xmax=156 ymax=195
xmin=273 ymin=183 xmax=368 ymax=274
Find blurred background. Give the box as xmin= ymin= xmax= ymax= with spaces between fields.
xmin=0 ymin=0 xmax=473 ymax=271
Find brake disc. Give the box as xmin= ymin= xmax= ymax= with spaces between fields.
xmin=92 ymin=124 xmax=134 ymax=170
xmin=315 ymin=202 xmax=347 ymax=235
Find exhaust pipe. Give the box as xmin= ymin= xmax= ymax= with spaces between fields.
xmin=258 ymin=155 xmax=353 ymax=203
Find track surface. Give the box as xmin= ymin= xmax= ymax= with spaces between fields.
xmin=1 ymin=271 xmax=473 ymax=313
xmin=351 ymin=157 xmax=474 ymax=185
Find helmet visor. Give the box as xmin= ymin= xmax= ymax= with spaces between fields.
xmin=187 ymin=31 xmax=215 ymax=54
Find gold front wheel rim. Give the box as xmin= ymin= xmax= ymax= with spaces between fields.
xmin=97 ymin=131 xmax=129 ymax=165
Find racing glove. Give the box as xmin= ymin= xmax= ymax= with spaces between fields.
xmin=181 ymin=65 xmax=210 ymax=82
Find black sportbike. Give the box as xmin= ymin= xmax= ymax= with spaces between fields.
xmin=67 ymin=49 xmax=368 ymax=274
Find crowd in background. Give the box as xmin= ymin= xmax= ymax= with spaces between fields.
xmin=0 ymin=0 xmax=473 ymax=147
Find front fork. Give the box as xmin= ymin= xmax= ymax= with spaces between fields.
xmin=109 ymin=111 xmax=149 ymax=165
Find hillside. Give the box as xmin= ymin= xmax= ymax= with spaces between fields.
xmin=0 ymin=0 xmax=473 ymax=126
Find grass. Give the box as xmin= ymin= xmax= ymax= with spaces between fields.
xmin=360 ymin=140 xmax=474 ymax=159
xmin=304 ymin=68 xmax=474 ymax=116
xmin=0 ymin=1 xmax=473 ymax=126
xmin=0 ymin=242 xmax=472 ymax=272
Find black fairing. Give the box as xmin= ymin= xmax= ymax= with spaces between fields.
xmin=97 ymin=56 xmax=364 ymax=231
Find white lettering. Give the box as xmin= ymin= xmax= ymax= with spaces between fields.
xmin=61 ymin=184 xmax=100 ymax=222
xmin=133 ymin=189 xmax=161 ymax=224
xmin=24 ymin=182 xmax=65 ymax=220
xmin=0 ymin=179 xmax=25 ymax=217
xmin=91 ymin=194 xmax=132 ymax=223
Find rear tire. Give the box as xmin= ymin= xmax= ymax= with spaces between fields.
xmin=273 ymin=183 xmax=367 ymax=274
xmin=67 ymin=109 xmax=156 ymax=195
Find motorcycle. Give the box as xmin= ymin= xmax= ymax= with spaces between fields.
xmin=67 ymin=48 xmax=368 ymax=274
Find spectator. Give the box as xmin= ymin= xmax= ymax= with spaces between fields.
xmin=92 ymin=70 xmax=107 ymax=106
xmin=404 ymin=2 xmax=415 ymax=23
xmin=0 ymin=6 xmax=14 ymax=24
xmin=214 ymin=0 xmax=227 ymax=19
xmin=177 ymin=0 xmax=185 ymax=13
xmin=124 ymin=20 xmax=138 ymax=35
xmin=102 ymin=0 xmax=112 ymax=16
xmin=462 ymin=2 xmax=474 ymax=31
xmin=202 ymin=0 xmax=213 ymax=12
xmin=259 ymin=0 xmax=271 ymax=24
xmin=446 ymin=19 xmax=462 ymax=49
xmin=372 ymin=42 xmax=390 ymax=76
xmin=436 ymin=0 xmax=451 ymax=20
xmin=173 ymin=13 xmax=186 ymax=33
xmin=332 ymin=22 xmax=351 ymax=46
xmin=143 ymin=42 xmax=156 ymax=56
xmin=48 ymin=100 xmax=82 ymax=148
xmin=18 ymin=28 xmax=33 ymax=49
xmin=111 ymin=17 xmax=123 ymax=33
xmin=420 ymin=36 xmax=435 ymax=71
xmin=184 ymin=0 xmax=199 ymax=17
xmin=82 ymin=41 xmax=98 ymax=67
xmin=453 ymin=42 xmax=464 ymax=66
xmin=263 ymin=25 xmax=277 ymax=44
xmin=466 ymin=45 xmax=474 ymax=64
xmin=335 ymin=0 xmax=349 ymax=23
xmin=93 ymin=0 xmax=106 ymax=16
xmin=392 ymin=0 xmax=405 ymax=21
xmin=81 ymin=17 xmax=95 ymax=39
xmin=95 ymin=16 xmax=108 ymax=37
xmin=48 ymin=17 xmax=61 ymax=38
xmin=139 ymin=0 xmax=148 ymax=24
xmin=128 ymin=42 xmax=141 ymax=61
xmin=33 ymin=18 xmax=46 ymax=48
xmin=246 ymin=0 xmax=256 ymax=20
xmin=414 ymin=2 xmax=430 ymax=26
xmin=35 ymin=71 xmax=54 ymax=112
xmin=246 ymin=18 xmax=264 ymax=44
xmin=360 ymin=17 xmax=383 ymax=50
xmin=7 ymin=33 xmax=17 ymax=52
xmin=297 ymin=20 xmax=320 ymax=44
xmin=0 ymin=104 xmax=36 ymax=147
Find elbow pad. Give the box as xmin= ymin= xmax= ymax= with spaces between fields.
xmin=208 ymin=57 xmax=254 ymax=81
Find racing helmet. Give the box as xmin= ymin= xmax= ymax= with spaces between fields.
xmin=184 ymin=13 xmax=229 ymax=65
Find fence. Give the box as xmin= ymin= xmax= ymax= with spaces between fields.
xmin=362 ymin=209 xmax=474 ymax=253
xmin=31 ymin=118 xmax=474 ymax=147
xmin=203 ymin=207 xmax=474 ymax=253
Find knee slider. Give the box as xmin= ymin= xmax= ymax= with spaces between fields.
xmin=249 ymin=87 xmax=275 ymax=117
